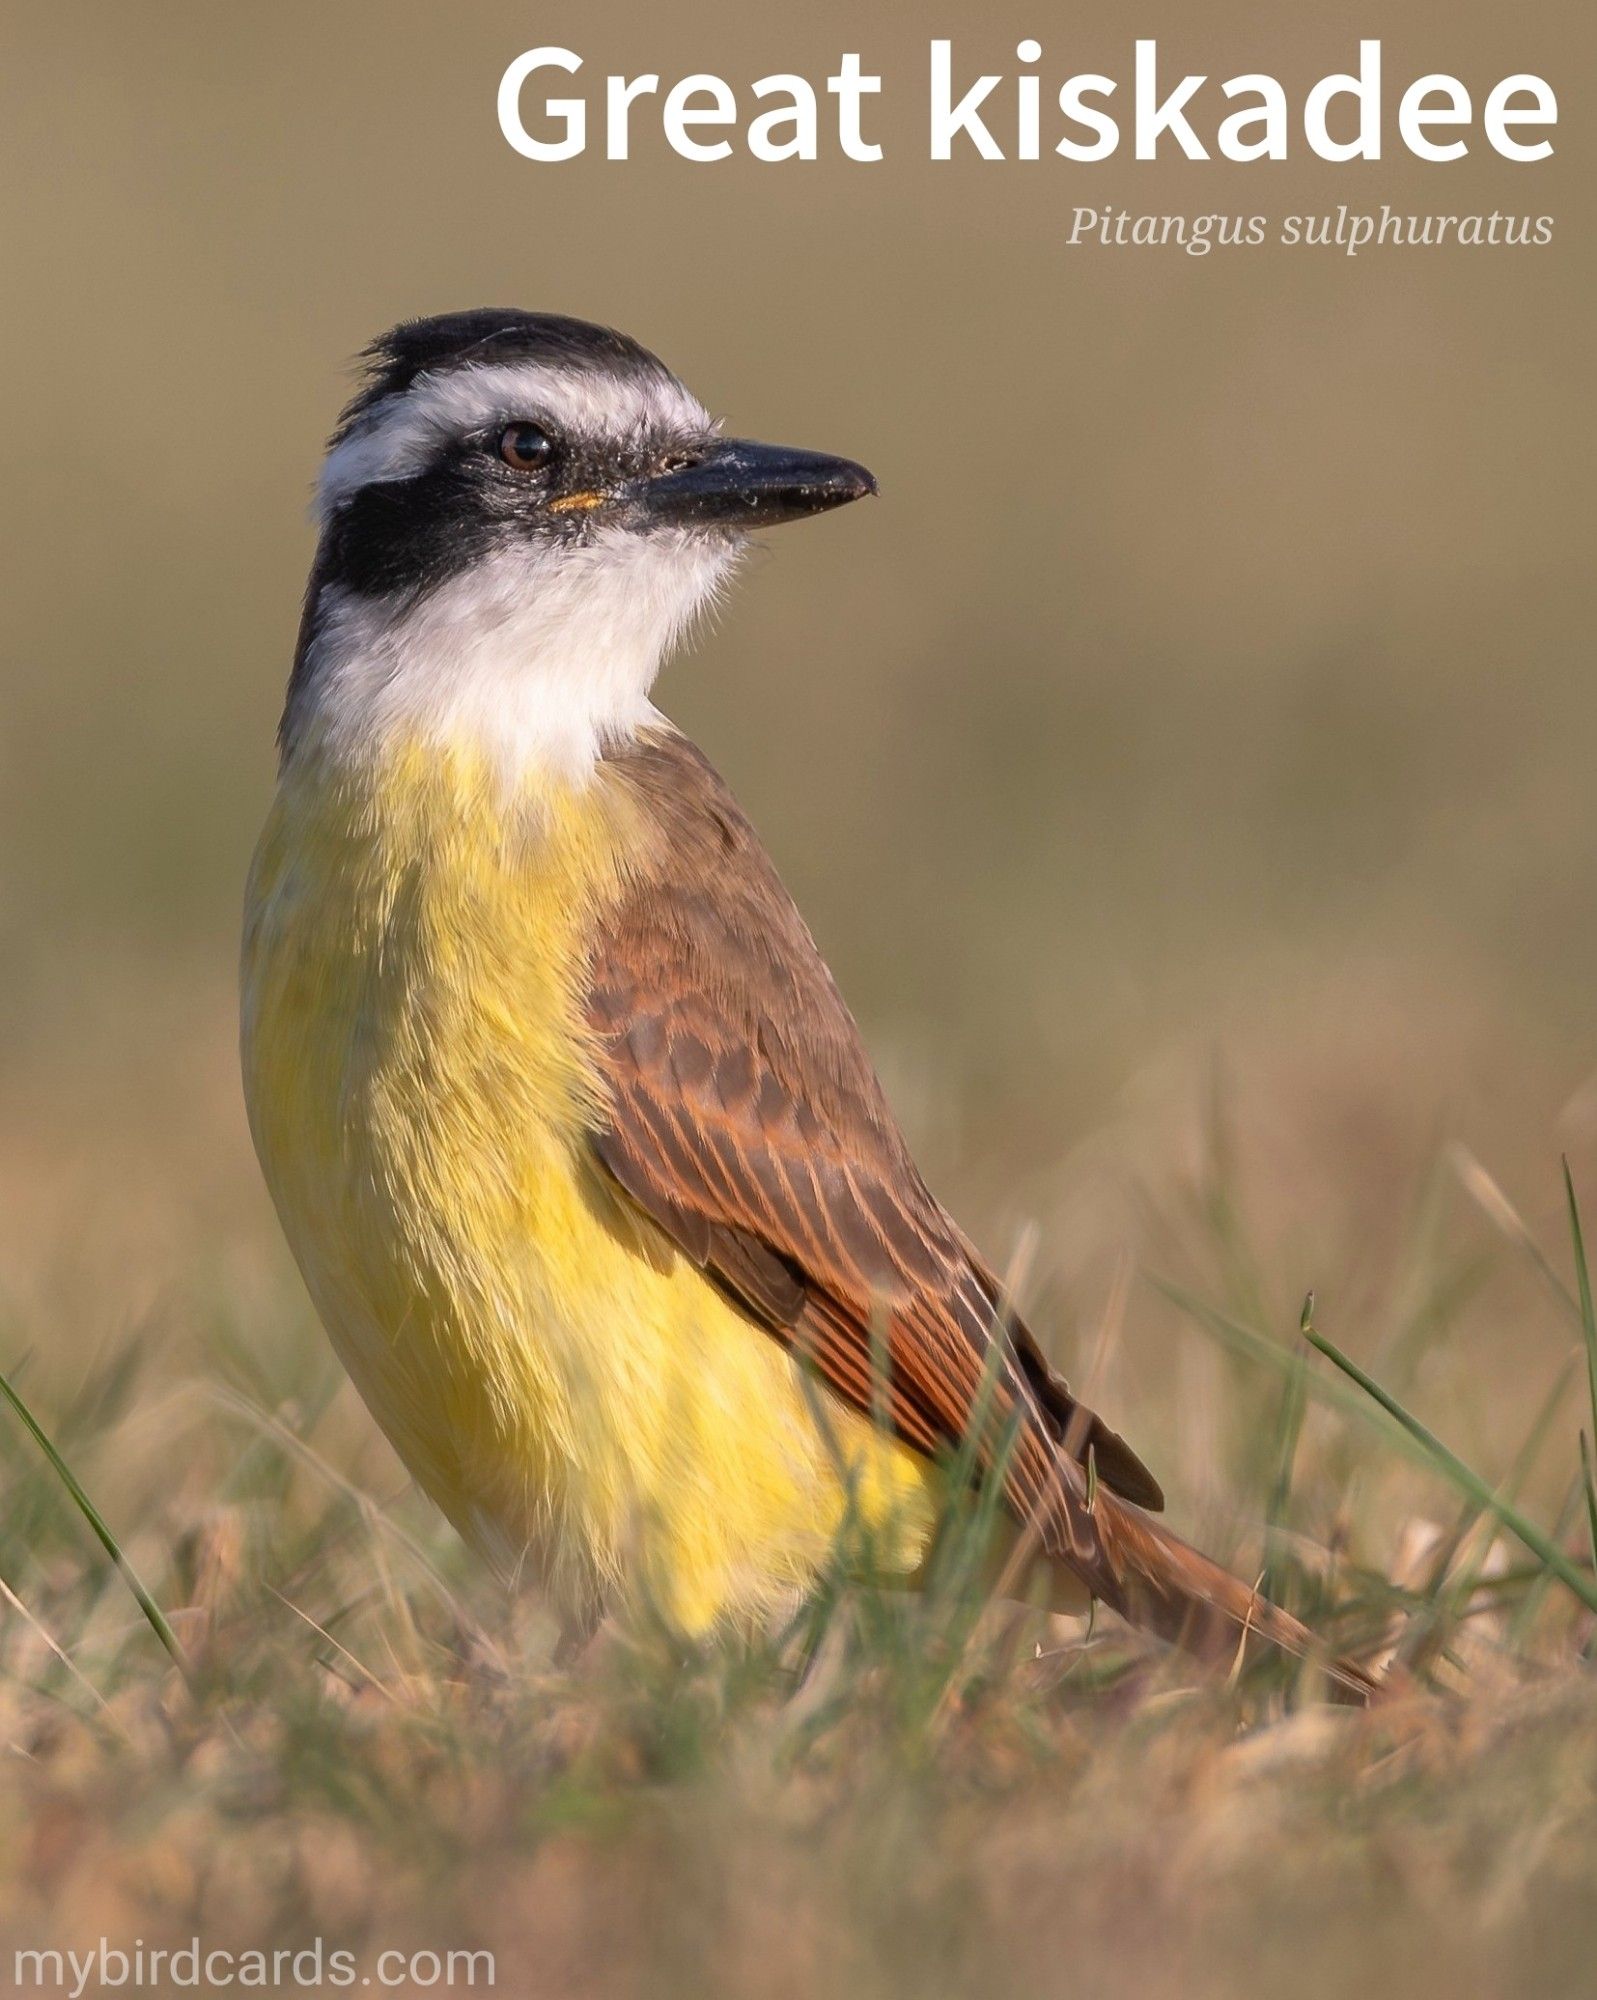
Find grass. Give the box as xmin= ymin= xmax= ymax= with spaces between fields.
xmin=3 ymin=1087 xmax=1597 ymax=1999
xmin=0 ymin=1360 xmax=189 ymax=1682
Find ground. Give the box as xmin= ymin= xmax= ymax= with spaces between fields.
xmin=2 ymin=969 xmax=1595 ymax=2000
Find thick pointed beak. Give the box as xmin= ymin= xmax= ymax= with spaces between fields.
xmin=634 ymin=437 xmax=877 ymax=529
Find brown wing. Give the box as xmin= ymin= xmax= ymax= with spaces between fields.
xmin=580 ymin=730 xmax=1386 ymax=1698
xmin=587 ymin=731 xmax=1162 ymax=1601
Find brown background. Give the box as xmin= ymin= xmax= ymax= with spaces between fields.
xmin=0 ymin=0 xmax=1590 ymax=1472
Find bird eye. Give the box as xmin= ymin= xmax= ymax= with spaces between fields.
xmin=497 ymin=422 xmax=555 ymax=472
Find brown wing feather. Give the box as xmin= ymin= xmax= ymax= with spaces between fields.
xmin=588 ymin=733 xmax=1155 ymax=1560
xmin=585 ymin=730 xmax=1377 ymax=1697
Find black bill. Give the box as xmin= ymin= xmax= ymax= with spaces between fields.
xmin=634 ymin=437 xmax=877 ymax=529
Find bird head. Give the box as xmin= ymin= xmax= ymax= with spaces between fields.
xmin=284 ymin=310 xmax=876 ymax=773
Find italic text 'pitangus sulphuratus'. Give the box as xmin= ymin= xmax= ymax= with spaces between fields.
xmin=242 ymin=310 xmax=1372 ymax=1693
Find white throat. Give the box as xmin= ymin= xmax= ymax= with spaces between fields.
xmin=292 ymin=528 xmax=739 ymax=782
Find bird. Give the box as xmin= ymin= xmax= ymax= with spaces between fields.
xmin=241 ymin=308 xmax=1372 ymax=1695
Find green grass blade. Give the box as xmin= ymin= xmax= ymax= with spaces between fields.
xmin=0 ymin=1358 xmax=192 ymax=1684
xmin=1402 ymin=1356 xmax=1575 ymax=1668
xmin=1564 ymin=1160 xmax=1597 ymax=1463
xmin=1508 ymin=1472 xmax=1585 ymax=1648
xmin=1156 ymin=1277 xmax=1436 ymax=1470
xmin=1303 ymin=1326 xmax=1597 ymax=1618
xmin=1436 ymin=1355 xmax=1573 ymax=1585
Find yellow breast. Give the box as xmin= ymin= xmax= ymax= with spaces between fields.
xmin=240 ymin=729 xmax=935 ymax=1631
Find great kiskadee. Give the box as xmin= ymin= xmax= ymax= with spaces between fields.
xmin=242 ymin=310 xmax=1370 ymax=1693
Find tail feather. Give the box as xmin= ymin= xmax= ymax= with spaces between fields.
xmin=1090 ymin=1488 xmax=1379 ymax=1702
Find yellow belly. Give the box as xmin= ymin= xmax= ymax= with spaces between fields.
xmin=240 ymin=731 xmax=937 ymax=1632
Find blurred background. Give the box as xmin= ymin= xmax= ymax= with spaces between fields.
xmin=0 ymin=0 xmax=1590 ymax=1491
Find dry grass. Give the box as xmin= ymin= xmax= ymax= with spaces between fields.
xmin=3 ymin=992 xmax=1596 ymax=2000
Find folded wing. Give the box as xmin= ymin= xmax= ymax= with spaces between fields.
xmin=587 ymin=732 xmax=1161 ymax=1580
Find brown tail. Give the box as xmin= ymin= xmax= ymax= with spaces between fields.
xmin=1089 ymin=1488 xmax=1380 ymax=1702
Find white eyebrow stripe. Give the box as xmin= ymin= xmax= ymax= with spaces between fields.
xmin=315 ymin=360 xmax=713 ymax=520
